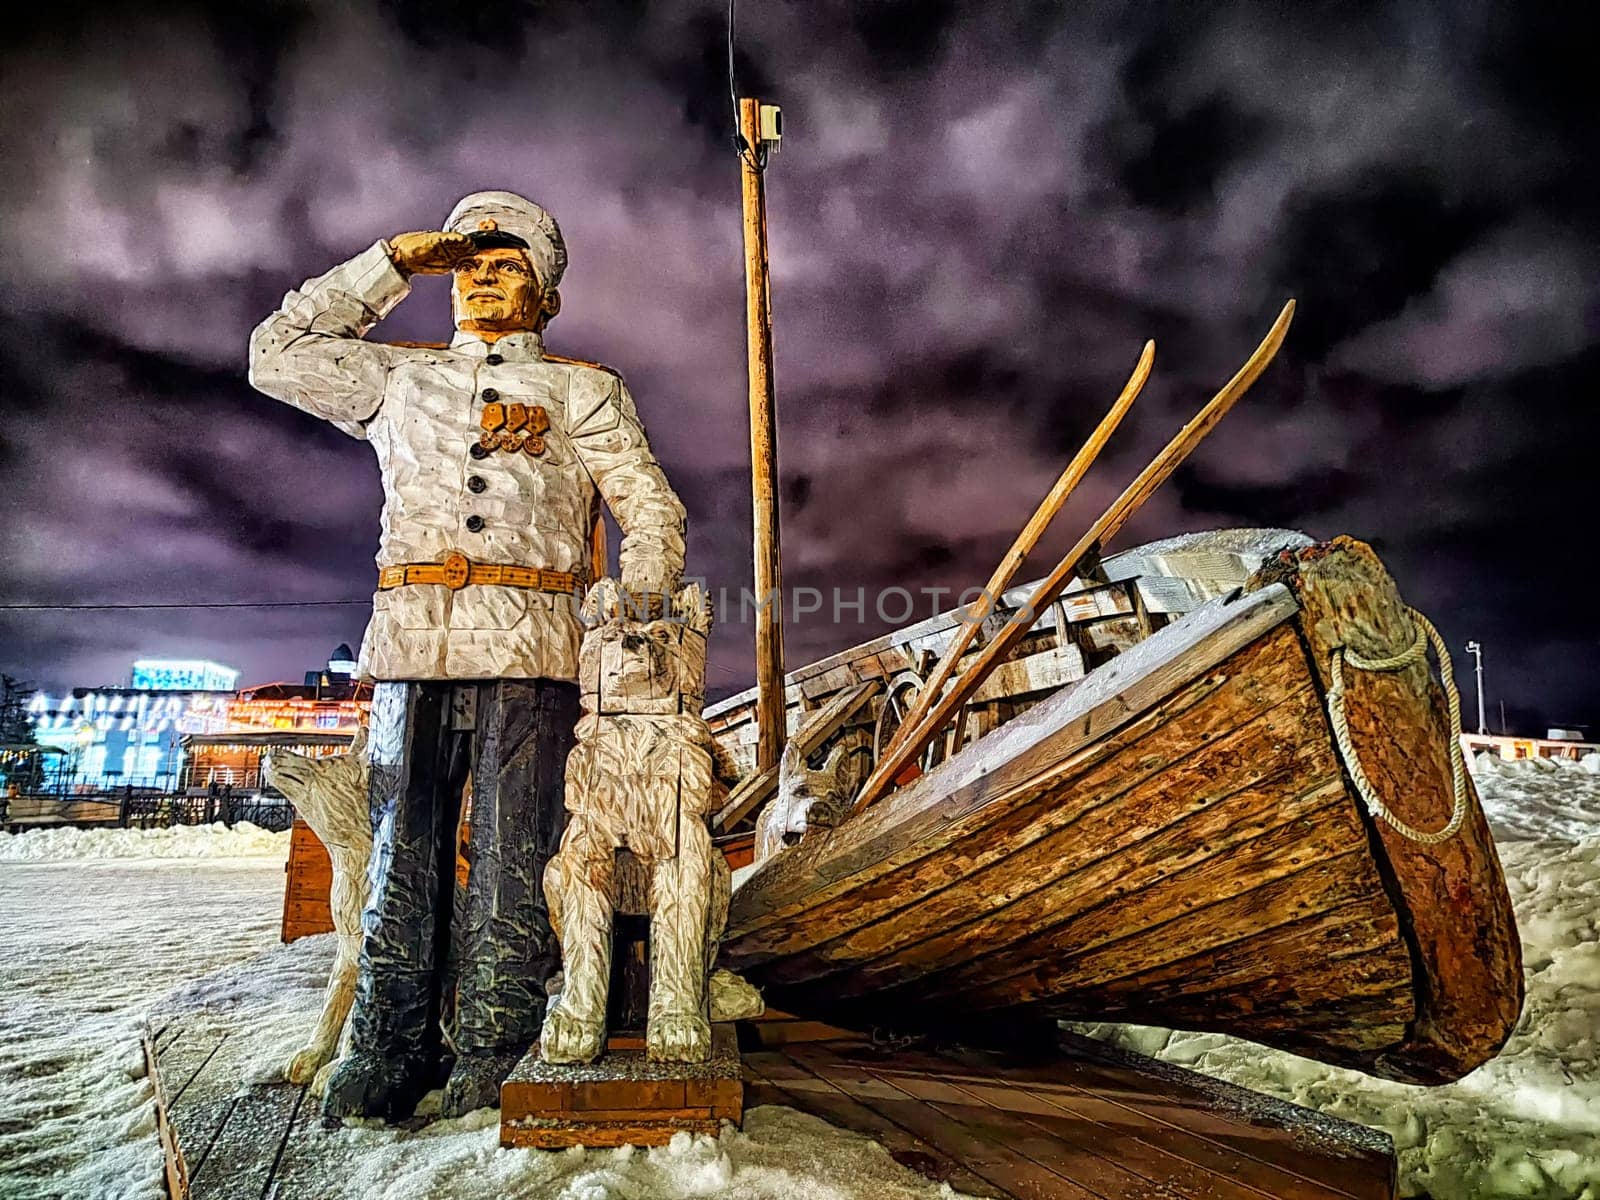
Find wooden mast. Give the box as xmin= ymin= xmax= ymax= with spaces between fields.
xmin=739 ymin=96 xmax=786 ymax=772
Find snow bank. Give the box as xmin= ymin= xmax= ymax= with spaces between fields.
xmin=1074 ymin=755 xmax=1600 ymax=1200
xmin=1473 ymin=751 xmax=1600 ymax=844
xmin=0 ymin=819 xmax=289 ymax=863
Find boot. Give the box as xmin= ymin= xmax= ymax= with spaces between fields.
xmin=439 ymin=1048 xmax=527 ymax=1116
xmin=324 ymin=682 xmax=459 ymax=1122
xmin=441 ymin=679 xmax=579 ymax=1116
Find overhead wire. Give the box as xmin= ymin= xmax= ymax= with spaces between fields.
xmin=728 ymin=0 xmax=767 ymax=173
xmin=1 ymin=600 xmax=371 ymax=611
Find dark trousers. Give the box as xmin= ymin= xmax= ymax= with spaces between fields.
xmin=346 ymin=677 xmax=580 ymax=1068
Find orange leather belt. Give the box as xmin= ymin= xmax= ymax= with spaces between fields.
xmin=378 ymin=552 xmax=579 ymax=595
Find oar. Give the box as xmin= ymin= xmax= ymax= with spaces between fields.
xmin=883 ymin=340 xmax=1155 ymax=763
xmin=853 ymin=300 xmax=1296 ymax=815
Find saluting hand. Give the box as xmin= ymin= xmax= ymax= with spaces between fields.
xmin=387 ymin=231 xmax=475 ymax=276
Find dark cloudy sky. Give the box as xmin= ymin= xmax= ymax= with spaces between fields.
xmin=1 ymin=1 xmax=1594 ymax=732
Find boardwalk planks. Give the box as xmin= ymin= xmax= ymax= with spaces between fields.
xmin=153 ymin=1004 xmax=1394 ymax=1200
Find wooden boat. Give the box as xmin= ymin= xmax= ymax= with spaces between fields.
xmin=709 ymin=530 xmax=1523 ymax=1086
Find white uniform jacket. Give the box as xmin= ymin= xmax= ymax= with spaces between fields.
xmin=249 ymin=241 xmax=687 ymax=683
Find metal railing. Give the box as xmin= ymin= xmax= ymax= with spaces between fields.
xmin=4 ymin=787 xmax=294 ymax=832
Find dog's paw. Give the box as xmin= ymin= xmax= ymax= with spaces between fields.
xmin=540 ymin=1005 xmax=604 ymax=1064
xmin=285 ymin=1044 xmax=332 ymax=1086
xmin=309 ymin=1055 xmax=342 ymax=1097
xmin=646 ymin=1011 xmax=711 ymax=1063
xmin=708 ymin=968 xmax=764 ymax=1023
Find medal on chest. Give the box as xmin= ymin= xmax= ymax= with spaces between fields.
xmin=479 ymin=401 xmax=551 ymax=456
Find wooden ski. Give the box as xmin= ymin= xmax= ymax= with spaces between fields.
xmin=884 ymin=339 xmax=1155 ymax=762
xmin=853 ymin=300 xmax=1296 ymax=814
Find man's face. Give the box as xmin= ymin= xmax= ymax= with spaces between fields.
xmin=451 ymin=247 xmax=541 ymax=332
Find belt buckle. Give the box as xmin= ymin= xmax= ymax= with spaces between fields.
xmin=442 ymin=551 xmax=471 ymax=590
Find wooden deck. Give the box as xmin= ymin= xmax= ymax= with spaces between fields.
xmin=149 ymin=1014 xmax=1394 ymax=1200
xmin=747 ymin=1033 xmax=1396 ymax=1200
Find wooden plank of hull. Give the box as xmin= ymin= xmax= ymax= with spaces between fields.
xmin=926 ymin=809 xmax=1385 ymax=999
xmin=1256 ymin=537 xmax=1524 ymax=1083
xmin=732 ymin=628 xmax=1315 ymax=965
xmin=749 ymin=661 xmax=1346 ymax=988
xmin=728 ymin=586 xmax=1415 ymax=1066
xmin=1077 ymin=907 xmax=1410 ymax=1014
xmin=820 ymin=778 xmax=1370 ymax=1004
xmin=793 ymin=850 xmax=1412 ymax=1064
xmin=1028 ymin=905 xmax=1415 ymax=1060
xmin=726 ymin=584 xmax=1302 ymax=940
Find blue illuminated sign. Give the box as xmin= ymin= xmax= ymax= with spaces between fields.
xmin=130 ymin=660 xmax=240 ymax=693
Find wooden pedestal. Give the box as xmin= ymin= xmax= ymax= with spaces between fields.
xmin=499 ymin=1024 xmax=743 ymax=1148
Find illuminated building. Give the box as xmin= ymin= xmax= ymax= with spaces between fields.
xmin=26 ymin=648 xmax=369 ymax=793
xmin=28 ymin=668 xmax=237 ymax=790
xmin=179 ymin=646 xmax=371 ymax=791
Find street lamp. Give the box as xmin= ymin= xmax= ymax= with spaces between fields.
xmin=73 ymin=722 xmax=96 ymax=791
xmin=1465 ymin=641 xmax=1486 ymax=735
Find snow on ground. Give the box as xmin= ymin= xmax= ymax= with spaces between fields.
xmin=1075 ymin=754 xmax=1600 ymax=1200
xmin=1472 ymin=751 xmax=1600 ymax=843
xmin=0 ymin=820 xmax=289 ymax=863
xmin=294 ymin=1106 xmax=956 ymax=1200
xmin=0 ymin=826 xmax=969 ymax=1200
xmin=6 ymin=757 xmax=1596 ymax=1199
xmin=0 ymin=851 xmax=289 ymax=1200
xmin=159 ymin=931 xmax=973 ymax=1200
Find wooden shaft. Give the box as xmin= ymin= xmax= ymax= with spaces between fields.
xmin=740 ymin=97 xmax=787 ymax=772
xmin=854 ymin=301 xmax=1296 ymax=814
xmin=884 ymin=340 xmax=1155 ymax=759
xmin=589 ymin=496 xmax=608 ymax=584
xmin=589 ymin=515 xmax=608 ymax=584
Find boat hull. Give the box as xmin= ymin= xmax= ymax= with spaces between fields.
xmin=723 ymin=538 xmax=1522 ymax=1084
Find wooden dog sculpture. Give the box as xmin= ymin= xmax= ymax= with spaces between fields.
xmin=540 ymin=579 xmax=730 ymax=1064
xmin=261 ymin=728 xmax=372 ymax=1092
xmin=755 ymin=735 xmax=870 ymax=863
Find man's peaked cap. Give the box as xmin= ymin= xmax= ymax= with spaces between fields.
xmin=445 ymin=191 xmax=567 ymax=290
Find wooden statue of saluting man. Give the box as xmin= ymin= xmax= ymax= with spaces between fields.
xmin=249 ymin=191 xmax=686 ymax=1120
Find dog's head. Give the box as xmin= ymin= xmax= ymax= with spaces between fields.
xmin=580 ymin=579 xmax=713 ymax=716
xmin=263 ymin=726 xmax=369 ymax=802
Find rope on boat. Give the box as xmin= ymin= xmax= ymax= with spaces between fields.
xmin=1327 ymin=606 xmax=1469 ymax=845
